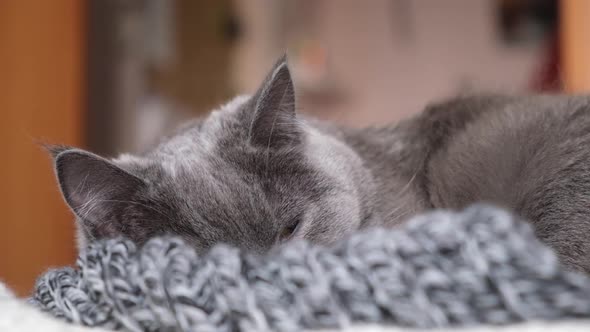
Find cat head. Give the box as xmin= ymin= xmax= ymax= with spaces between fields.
xmin=51 ymin=56 xmax=371 ymax=252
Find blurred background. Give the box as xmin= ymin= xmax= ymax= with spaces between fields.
xmin=0 ymin=0 xmax=587 ymax=296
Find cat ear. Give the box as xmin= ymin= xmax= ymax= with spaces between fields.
xmin=249 ymin=55 xmax=300 ymax=148
xmin=53 ymin=149 xmax=146 ymax=237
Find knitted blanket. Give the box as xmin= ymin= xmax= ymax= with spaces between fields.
xmin=1 ymin=283 xmax=589 ymax=332
xmin=29 ymin=205 xmax=590 ymax=332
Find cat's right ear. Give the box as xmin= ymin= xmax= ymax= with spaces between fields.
xmin=52 ymin=149 xmax=146 ymax=237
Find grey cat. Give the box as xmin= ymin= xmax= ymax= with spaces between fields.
xmin=51 ymin=57 xmax=590 ymax=273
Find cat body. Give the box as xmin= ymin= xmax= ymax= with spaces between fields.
xmin=51 ymin=58 xmax=590 ymax=272
xmin=338 ymin=94 xmax=590 ymax=272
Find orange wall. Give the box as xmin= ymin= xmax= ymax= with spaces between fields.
xmin=0 ymin=1 xmax=84 ymax=296
xmin=561 ymin=0 xmax=590 ymax=92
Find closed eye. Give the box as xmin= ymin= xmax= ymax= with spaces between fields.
xmin=279 ymin=217 xmax=301 ymax=241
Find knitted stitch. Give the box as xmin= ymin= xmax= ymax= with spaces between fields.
xmin=30 ymin=205 xmax=590 ymax=331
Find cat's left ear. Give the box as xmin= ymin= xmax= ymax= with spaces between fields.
xmin=249 ymin=55 xmax=300 ymax=148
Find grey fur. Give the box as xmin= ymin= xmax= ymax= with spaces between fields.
xmin=52 ymin=57 xmax=590 ymax=273
xmin=30 ymin=205 xmax=590 ymax=331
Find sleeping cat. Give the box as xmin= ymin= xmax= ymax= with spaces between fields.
xmin=50 ymin=56 xmax=590 ymax=273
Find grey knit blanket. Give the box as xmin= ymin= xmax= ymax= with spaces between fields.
xmin=30 ymin=205 xmax=590 ymax=332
